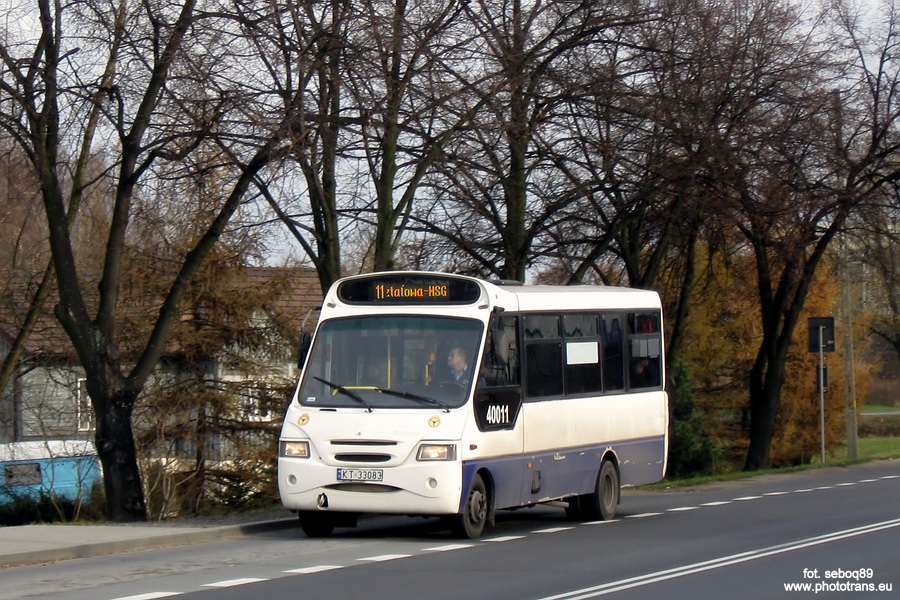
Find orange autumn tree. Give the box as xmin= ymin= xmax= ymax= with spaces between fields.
xmin=676 ymin=246 xmax=864 ymax=470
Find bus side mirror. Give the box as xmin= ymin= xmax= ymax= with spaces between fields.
xmin=298 ymin=332 xmax=312 ymax=369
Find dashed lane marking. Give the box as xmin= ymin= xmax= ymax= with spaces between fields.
xmin=284 ymin=565 xmax=343 ymax=574
xmin=202 ymin=578 xmax=267 ymax=588
xmin=111 ymin=593 xmax=183 ymax=600
xmin=423 ymin=544 xmax=475 ymax=552
xmin=358 ymin=554 xmax=412 ymax=562
xmin=534 ymin=526 xmax=576 ymax=533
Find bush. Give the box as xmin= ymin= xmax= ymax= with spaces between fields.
xmin=1 ymin=491 xmax=73 ymax=526
xmin=858 ymin=414 xmax=900 ymax=437
xmin=0 ymin=483 xmax=104 ymax=526
xmin=667 ymin=360 xmax=718 ymax=478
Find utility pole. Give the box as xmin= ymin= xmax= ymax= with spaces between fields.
xmin=840 ymin=251 xmax=859 ymax=460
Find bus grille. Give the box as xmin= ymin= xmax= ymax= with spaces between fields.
xmin=330 ymin=440 xmax=397 ymax=446
xmin=334 ymin=453 xmax=392 ymax=463
xmin=326 ymin=483 xmax=397 ymax=493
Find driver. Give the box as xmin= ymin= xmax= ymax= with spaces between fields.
xmin=447 ymin=345 xmax=470 ymax=384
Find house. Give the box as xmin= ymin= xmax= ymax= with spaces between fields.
xmin=0 ymin=266 xmax=322 ymax=509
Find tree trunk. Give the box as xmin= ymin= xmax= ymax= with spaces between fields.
xmin=744 ymin=364 xmax=776 ymax=471
xmin=94 ymin=389 xmax=146 ymax=522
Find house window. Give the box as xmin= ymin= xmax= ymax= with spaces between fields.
xmin=240 ymin=383 xmax=280 ymax=421
xmin=76 ymin=378 xmax=94 ymax=432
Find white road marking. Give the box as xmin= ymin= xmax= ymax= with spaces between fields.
xmin=202 ymin=578 xmax=266 ymax=587
xmin=111 ymin=593 xmax=182 ymax=600
xmin=358 ymin=554 xmax=411 ymax=562
xmin=422 ymin=544 xmax=475 ymax=552
xmin=284 ymin=565 xmax=344 ymax=574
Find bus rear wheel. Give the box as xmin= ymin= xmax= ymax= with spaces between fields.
xmin=569 ymin=460 xmax=619 ymax=521
xmin=452 ymin=473 xmax=488 ymax=539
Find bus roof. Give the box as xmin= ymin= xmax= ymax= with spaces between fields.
xmin=327 ymin=271 xmax=661 ymax=314
xmin=480 ymin=279 xmax=661 ymax=313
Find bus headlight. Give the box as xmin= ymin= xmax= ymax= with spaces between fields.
xmin=280 ymin=440 xmax=310 ymax=458
xmin=417 ymin=444 xmax=456 ymax=461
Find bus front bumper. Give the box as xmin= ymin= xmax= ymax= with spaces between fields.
xmin=278 ymin=457 xmax=463 ymax=515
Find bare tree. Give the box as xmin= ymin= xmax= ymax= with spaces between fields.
xmin=421 ymin=0 xmax=654 ymax=281
xmin=0 ymin=0 xmax=305 ymax=521
xmin=341 ymin=0 xmax=476 ymax=271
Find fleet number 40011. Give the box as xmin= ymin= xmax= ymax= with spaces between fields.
xmin=485 ymin=404 xmax=510 ymax=424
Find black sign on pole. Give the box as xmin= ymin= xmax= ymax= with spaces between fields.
xmin=807 ymin=317 xmax=835 ymax=353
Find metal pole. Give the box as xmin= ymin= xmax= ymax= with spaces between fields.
xmin=840 ymin=253 xmax=858 ymax=459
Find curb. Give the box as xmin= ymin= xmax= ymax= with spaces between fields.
xmin=0 ymin=517 xmax=298 ymax=568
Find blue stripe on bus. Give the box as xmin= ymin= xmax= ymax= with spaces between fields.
xmin=460 ymin=436 xmax=666 ymax=512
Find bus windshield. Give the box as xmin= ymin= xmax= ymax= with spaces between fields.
xmin=297 ymin=315 xmax=484 ymax=410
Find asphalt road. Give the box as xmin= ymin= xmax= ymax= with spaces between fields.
xmin=3 ymin=460 xmax=898 ymax=600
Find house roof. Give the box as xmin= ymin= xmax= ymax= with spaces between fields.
xmin=0 ymin=266 xmax=323 ymax=362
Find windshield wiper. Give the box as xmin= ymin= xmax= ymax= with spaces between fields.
xmin=374 ymin=387 xmax=451 ymax=413
xmin=313 ymin=376 xmax=374 ymax=412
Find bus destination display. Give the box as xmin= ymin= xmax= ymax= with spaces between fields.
xmin=337 ymin=274 xmax=481 ymax=305
xmin=375 ymin=282 xmax=447 ymax=301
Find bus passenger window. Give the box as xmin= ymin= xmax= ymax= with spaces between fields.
xmin=525 ymin=342 xmax=563 ymax=397
xmin=602 ymin=315 xmax=624 ymax=391
xmin=564 ymin=314 xmax=598 ymax=337
xmin=524 ymin=315 xmax=559 ymax=340
xmin=627 ymin=312 xmax=662 ymax=389
xmin=563 ymin=315 xmax=601 ymax=394
xmin=524 ymin=315 xmax=563 ymax=397
xmin=565 ymin=340 xmax=601 ymax=394
xmin=629 ymin=356 xmax=660 ymax=388
xmin=481 ymin=315 xmax=520 ymax=387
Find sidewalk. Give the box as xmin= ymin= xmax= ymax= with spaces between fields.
xmin=0 ymin=510 xmax=298 ymax=568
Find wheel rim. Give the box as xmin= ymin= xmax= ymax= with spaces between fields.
xmin=601 ymin=472 xmax=615 ymax=512
xmin=468 ymin=487 xmax=487 ymax=524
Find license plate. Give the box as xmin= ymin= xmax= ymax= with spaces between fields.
xmin=336 ymin=468 xmax=383 ymax=482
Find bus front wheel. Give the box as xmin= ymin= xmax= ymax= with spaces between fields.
xmin=452 ymin=473 xmax=489 ymax=539
xmin=298 ymin=511 xmax=336 ymax=538
xmin=573 ymin=460 xmax=619 ymax=521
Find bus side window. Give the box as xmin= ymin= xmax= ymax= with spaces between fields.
xmin=481 ymin=315 xmax=520 ymax=387
xmin=627 ymin=312 xmax=662 ymax=389
xmin=602 ymin=315 xmax=624 ymax=391
xmin=564 ymin=313 xmax=601 ymax=395
xmin=524 ymin=315 xmax=563 ymax=398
